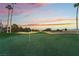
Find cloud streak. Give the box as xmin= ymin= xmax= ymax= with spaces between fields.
xmin=0 ymin=3 xmax=48 ymax=15
xmin=21 ymin=23 xmax=73 ymax=26
xmin=29 ymin=18 xmax=75 ymax=24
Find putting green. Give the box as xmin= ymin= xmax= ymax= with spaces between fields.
xmin=0 ymin=32 xmax=79 ymax=56
xmin=17 ymin=32 xmax=38 ymax=34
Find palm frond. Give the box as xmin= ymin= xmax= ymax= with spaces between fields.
xmin=74 ymin=3 xmax=79 ymax=8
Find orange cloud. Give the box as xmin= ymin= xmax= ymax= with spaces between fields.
xmin=22 ymin=23 xmax=73 ymax=26
xmin=30 ymin=18 xmax=75 ymax=23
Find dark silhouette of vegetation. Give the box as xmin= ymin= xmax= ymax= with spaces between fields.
xmin=31 ymin=29 xmax=39 ymax=32
xmin=18 ymin=27 xmax=24 ymax=32
xmin=23 ymin=28 xmax=31 ymax=32
xmin=43 ymin=28 xmax=52 ymax=31
xmin=56 ymin=29 xmax=62 ymax=32
xmin=65 ymin=28 xmax=67 ymax=31
xmin=11 ymin=24 xmax=19 ymax=32
xmin=11 ymin=24 xmax=31 ymax=32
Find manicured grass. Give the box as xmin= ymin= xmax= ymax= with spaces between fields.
xmin=0 ymin=32 xmax=79 ymax=56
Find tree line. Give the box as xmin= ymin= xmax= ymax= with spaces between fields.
xmin=3 ymin=24 xmax=32 ymax=32
xmin=1 ymin=24 xmax=68 ymax=32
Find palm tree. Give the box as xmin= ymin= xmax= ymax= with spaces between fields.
xmin=10 ymin=3 xmax=16 ymax=33
xmin=6 ymin=4 xmax=13 ymax=33
xmin=74 ymin=3 xmax=79 ymax=33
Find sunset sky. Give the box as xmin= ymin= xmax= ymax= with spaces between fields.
xmin=0 ymin=3 xmax=78 ymax=30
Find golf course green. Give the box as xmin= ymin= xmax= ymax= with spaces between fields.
xmin=0 ymin=32 xmax=79 ymax=56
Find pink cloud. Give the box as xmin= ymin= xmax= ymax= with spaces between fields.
xmin=14 ymin=3 xmax=48 ymax=14
xmin=0 ymin=8 xmax=35 ymax=15
xmin=30 ymin=18 xmax=64 ymax=23
xmin=28 ymin=3 xmax=47 ymax=7
xmin=0 ymin=3 xmax=48 ymax=15
xmin=16 ymin=3 xmax=47 ymax=7
xmin=0 ymin=9 xmax=7 ymax=14
xmin=13 ymin=9 xmax=33 ymax=15
xmin=28 ymin=18 xmax=75 ymax=24
xmin=26 ymin=23 xmax=73 ymax=26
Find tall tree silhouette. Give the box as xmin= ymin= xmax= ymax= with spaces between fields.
xmin=6 ymin=3 xmax=16 ymax=33
xmin=6 ymin=4 xmax=13 ymax=33
xmin=74 ymin=3 xmax=79 ymax=33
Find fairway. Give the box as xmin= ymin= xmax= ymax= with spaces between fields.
xmin=0 ymin=32 xmax=79 ymax=56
